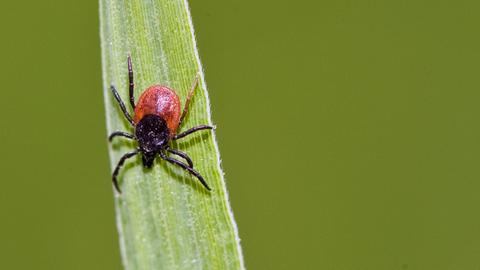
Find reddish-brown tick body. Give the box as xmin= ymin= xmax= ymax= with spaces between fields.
xmin=134 ymin=85 xmax=181 ymax=137
xmin=108 ymin=56 xmax=214 ymax=194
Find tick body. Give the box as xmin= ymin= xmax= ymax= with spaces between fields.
xmin=109 ymin=56 xmax=214 ymax=193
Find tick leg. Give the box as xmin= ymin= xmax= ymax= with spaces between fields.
xmin=111 ymin=85 xmax=135 ymax=126
xmin=112 ymin=150 xmax=139 ymax=194
xmin=127 ymin=55 xmax=136 ymax=110
xmin=178 ymin=74 xmax=200 ymax=127
xmin=167 ymin=148 xmax=194 ymax=168
xmin=160 ymin=152 xmax=211 ymax=191
xmin=109 ymin=131 xmax=135 ymax=142
xmin=174 ymin=125 xmax=214 ymax=140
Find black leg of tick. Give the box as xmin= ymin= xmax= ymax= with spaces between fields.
xmin=178 ymin=74 xmax=200 ymax=127
xmin=112 ymin=150 xmax=139 ymax=193
xmin=174 ymin=125 xmax=215 ymax=140
xmin=109 ymin=131 xmax=135 ymax=142
xmin=110 ymin=85 xmax=135 ymax=126
xmin=127 ymin=55 xmax=135 ymax=110
xmin=160 ymin=152 xmax=211 ymax=191
xmin=167 ymin=148 xmax=194 ymax=168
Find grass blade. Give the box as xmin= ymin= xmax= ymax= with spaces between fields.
xmin=99 ymin=0 xmax=245 ymax=269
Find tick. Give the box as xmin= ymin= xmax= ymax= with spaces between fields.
xmin=109 ymin=56 xmax=214 ymax=193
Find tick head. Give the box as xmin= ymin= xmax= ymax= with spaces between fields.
xmin=141 ymin=151 xmax=156 ymax=168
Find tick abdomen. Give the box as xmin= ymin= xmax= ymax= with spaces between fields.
xmin=134 ymin=85 xmax=181 ymax=135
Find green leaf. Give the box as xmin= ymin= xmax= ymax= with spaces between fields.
xmin=99 ymin=0 xmax=245 ymax=269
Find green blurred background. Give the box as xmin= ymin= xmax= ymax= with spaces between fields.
xmin=1 ymin=0 xmax=479 ymax=269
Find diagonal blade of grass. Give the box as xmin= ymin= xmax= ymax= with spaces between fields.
xmin=99 ymin=0 xmax=245 ymax=269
